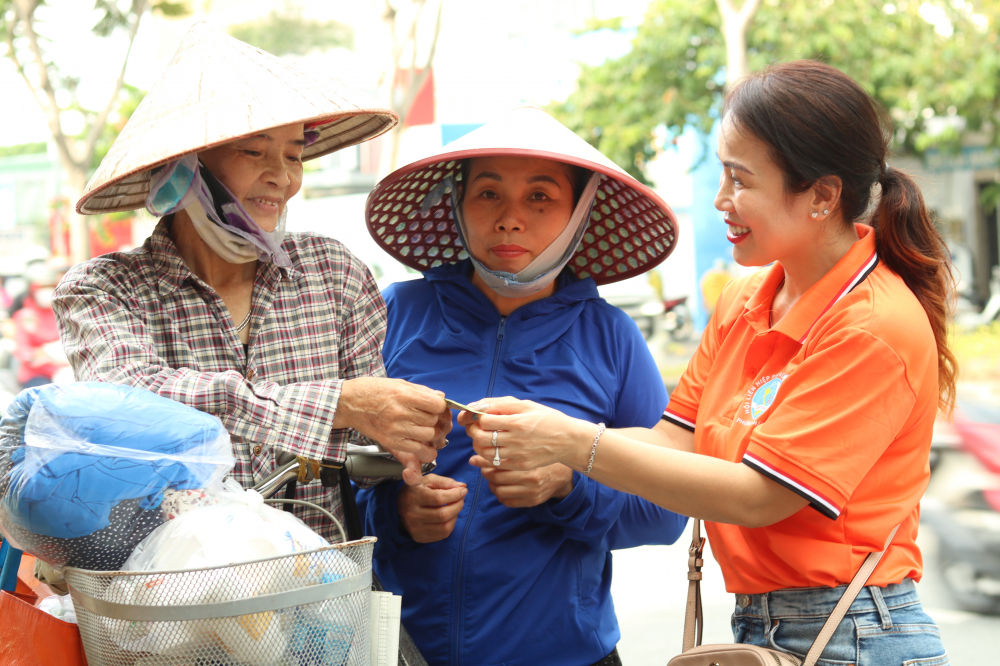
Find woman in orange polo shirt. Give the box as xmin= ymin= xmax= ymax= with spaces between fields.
xmin=460 ymin=60 xmax=954 ymax=665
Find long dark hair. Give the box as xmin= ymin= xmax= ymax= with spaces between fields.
xmin=722 ymin=60 xmax=957 ymax=412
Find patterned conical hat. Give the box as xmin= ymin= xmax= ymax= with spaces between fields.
xmin=78 ymin=22 xmax=397 ymax=215
xmin=365 ymin=107 xmax=677 ymax=285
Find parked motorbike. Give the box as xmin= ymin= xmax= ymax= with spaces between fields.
xmin=923 ymin=403 xmax=1000 ymax=614
xmin=662 ymin=296 xmax=693 ymax=342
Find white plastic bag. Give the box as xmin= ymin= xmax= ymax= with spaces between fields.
xmin=123 ymin=479 xmax=328 ymax=571
xmin=37 ymin=594 xmax=77 ymax=624
xmin=113 ymin=480 xmax=356 ymax=665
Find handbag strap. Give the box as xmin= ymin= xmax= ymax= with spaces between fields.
xmin=681 ymin=519 xmax=705 ymax=652
xmin=801 ymin=523 xmax=900 ymax=666
xmin=680 ymin=519 xmax=901 ymax=666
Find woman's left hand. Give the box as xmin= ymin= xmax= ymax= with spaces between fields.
xmin=469 ymin=456 xmax=574 ymax=507
xmin=458 ymin=397 xmax=595 ymax=472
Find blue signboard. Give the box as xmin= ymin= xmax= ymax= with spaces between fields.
xmin=441 ymin=124 xmax=483 ymax=146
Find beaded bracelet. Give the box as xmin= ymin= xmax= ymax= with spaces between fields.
xmin=583 ymin=422 xmax=606 ymax=475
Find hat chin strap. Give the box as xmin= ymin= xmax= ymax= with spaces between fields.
xmin=455 ymin=172 xmax=602 ymax=298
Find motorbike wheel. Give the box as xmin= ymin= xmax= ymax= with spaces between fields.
xmin=939 ymin=548 xmax=1000 ymax=614
xmin=668 ymin=306 xmax=693 ymax=342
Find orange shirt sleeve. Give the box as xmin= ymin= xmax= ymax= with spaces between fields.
xmin=742 ymin=327 xmax=917 ymax=520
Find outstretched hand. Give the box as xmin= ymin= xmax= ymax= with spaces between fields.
xmin=458 ymin=397 xmax=594 ymax=472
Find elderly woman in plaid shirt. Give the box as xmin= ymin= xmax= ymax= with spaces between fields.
xmin=49 ymin=25 xmax=450 ymax=538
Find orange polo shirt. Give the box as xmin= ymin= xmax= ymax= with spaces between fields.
xmin=665 ymin=225 xmax=937 ymax=594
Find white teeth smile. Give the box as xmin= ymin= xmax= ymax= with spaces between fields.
xmin=729 ymin=224 xmax=750 ymax=235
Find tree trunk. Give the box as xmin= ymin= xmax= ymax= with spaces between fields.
xmin=65 ymin=168 xmax=90 ymax=264
xmin=723 ymin=15 xmax=748 ymax=83
xmin=376 ymin=0 xmax=443 ymax=178
xmin=715 ymin=0 xmax=762 ymax=85
xmin=390 ymin=125 xmax=403 ymax=175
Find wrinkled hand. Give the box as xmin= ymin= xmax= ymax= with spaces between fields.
xmin=394 ymin=408 xmax=454 ymax=485
xmin=458 ymin=397 xmax=594 ymax=472
xmin=469 ymin=455 xmax=574 ymax=507
xmin=336 ymin=377 xmax=450 ymax=484
xmin=397 ymin=474 xmax=467 ymax=543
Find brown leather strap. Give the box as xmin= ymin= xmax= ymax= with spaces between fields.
xmin=802 ymin=523 xmax=900 ymax=666
xmin=681 ymin=520 xmax=705 ymax=652
xmin=678 ymin=520 xmax=900 ymax=662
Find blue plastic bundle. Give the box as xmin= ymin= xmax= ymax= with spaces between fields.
xmin=0 ymin=382 xmax=234 ymax=571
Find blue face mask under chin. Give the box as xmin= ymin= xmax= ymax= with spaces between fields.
xmin=433 ymin=171 xmax=601 ymax=298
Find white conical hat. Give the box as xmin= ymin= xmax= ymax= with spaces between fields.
xmin=78 ymin=22 xmax=398 ymax=215
xmin=365 ymin=107 xmax=678 ymax=286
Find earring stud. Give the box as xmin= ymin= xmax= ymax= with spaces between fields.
xmin=823 ymin=209 xmax=829 ymax=214
xmin=811 ymin=212 xmax=818 ymax=218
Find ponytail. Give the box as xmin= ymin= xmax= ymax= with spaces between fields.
xmin=874 ymin=167 xmax=957 ymax=414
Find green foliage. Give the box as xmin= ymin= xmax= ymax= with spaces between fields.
xmin=952 ymin=322 xmax=1000 ymax=380
xmin=228 ymin=11 xmax=354 ymax=56
xmin=152 ymin=1 xmax=190 ymax=18
xmin=91 ymin=84 xmax=145 ymax=168
xmin=554 ymin=0 xmax=1000 ymax=183
xmin=92 ymin=1 xmax=188 ymax=37
xmin=92 ymin=0 xmax=134 ymax=38
xmin=0 ymin=142 xmax=46 ymax=157
xmin=981 ymin=181 xmax=1000 ymax=214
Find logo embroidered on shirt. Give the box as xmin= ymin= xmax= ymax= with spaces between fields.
xmin=750 ymin=377 xmax=783 ymax=418
xmin=737 ymin=374 xmax=788 ymax=426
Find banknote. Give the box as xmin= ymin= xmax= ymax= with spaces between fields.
xmin=444 ymin=398 xmax=487 ymax=419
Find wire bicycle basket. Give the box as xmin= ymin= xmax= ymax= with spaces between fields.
xmin=64 ymin=537 xmax=376 ymax=666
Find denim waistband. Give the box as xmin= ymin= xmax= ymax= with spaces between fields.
xmin=733 ymin=578 xmax=919 ymax=621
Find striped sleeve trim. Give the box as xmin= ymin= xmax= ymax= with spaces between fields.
xmin=662 ymin=409 xmax=695 ymax=432
xmin=742 ymin=452 xmax=841 ymax=520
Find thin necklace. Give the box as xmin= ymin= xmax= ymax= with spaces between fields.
xmin=234 ymin=309 xmax=252 ymax=333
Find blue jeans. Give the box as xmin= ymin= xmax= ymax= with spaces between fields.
xmin=732 ymin=578 xmax=949 ymax=666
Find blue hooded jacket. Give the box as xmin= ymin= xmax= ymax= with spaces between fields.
xmin=357 ymin=261 xmax=687 ymax=666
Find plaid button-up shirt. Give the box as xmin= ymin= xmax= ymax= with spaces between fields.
xmin=52 ymin=220 xmax=387 ymax=539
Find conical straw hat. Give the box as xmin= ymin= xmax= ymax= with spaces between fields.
xmin=365 ymin=107 xmax=678 ymax=286
xmin=78 ymin=22 xmax=398 ymax=215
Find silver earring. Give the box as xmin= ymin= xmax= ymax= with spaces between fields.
xmin=811 ymin=212 xmax=818 ymax=218
xmin=823 ymin=209 xmax=829 ymax=214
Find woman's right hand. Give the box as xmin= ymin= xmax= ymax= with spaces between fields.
xmin=336 ymin=377 xmax=451 ymax=482
xmin=397 ymin=474 xmax=468 ymax=543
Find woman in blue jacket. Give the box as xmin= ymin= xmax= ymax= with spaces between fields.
xmin=357 ymin=107 xmax=687 ymax=666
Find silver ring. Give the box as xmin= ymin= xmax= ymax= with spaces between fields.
xmin=492 ymin=430 xmax=501 ymax=466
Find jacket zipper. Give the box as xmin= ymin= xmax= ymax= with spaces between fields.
xmin=452 ymin=315 xmax=506 ymax=665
